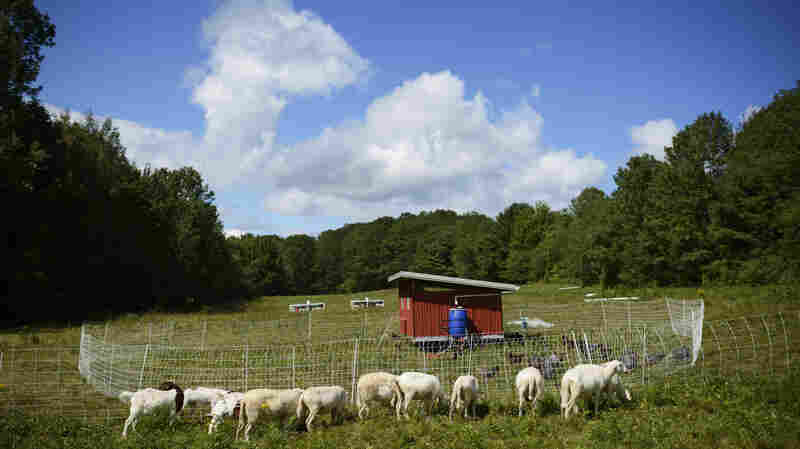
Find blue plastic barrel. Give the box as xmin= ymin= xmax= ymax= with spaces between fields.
xmin=448 ymin=307 xmax=468 ymax=337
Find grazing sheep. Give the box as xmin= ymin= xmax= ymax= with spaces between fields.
xmin=560 ymin=360 xmax=627 ymax=419
xmin=207 ymin=391 xmax=244 ymax=434
xmin=236 ymin=388 xmax=304 ymax=441
xmin=296 ymin=386 xmax=348 ymax=432
xmin=569 ymin=363 xmax=631 ymax=416
xmin=118 ymin=381 xmax=184 ymax=439
xmin=602 ymin=366 xmax=632 ymax=404
xmin=449 ymin=375 xmax=479 ymax=421
xmin=396 ymin=372 xmax=445 ymax=419
xmin=183 ymin=387 xmax=230 ymax=409
xmin=515 ymin=367 xmax=544 ymax=417
xmin=355 ymin=372 xmax=403 ymax=420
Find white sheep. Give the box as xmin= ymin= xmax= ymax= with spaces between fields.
xmin=236 ymin=388 xmax=304 ymax=441
xmin=601 ymin=361 xmax=632 ymax=403
xmin=560 ymin=360 xmax=627 ymax=419
xmin=118 ymin=381 xmax=184 ymax=439
xmin=183 ymin=387 xmax=230 ymax=409
xmin=207 ymin=391 xmax=244 ymax=434
xmin=296 ymin=386 xmax=348 ymax=432
xmin=355 ymin=372 xmax=403 ymax=420
xmin=515 ymin=366 xmax=544 ymax=417
xmin=449 ymin=375 xmax=479 ymax=421
xmin=563 ymin=366 xmax=632 ymax=417
xmin=396 ymin=372 xmax=445 ymax=419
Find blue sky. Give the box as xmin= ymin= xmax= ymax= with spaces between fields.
xmin=36 ymin=0 xmax=799 ymax=237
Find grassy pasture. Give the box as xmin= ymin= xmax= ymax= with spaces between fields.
xmin=2 ymin=371 xmax=800 ymax=449
xmin=1 ymin=282 xmax=799 ymax=447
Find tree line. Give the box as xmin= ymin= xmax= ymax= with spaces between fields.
xmin=231 ymin=84 xmax=799 ymax=295
xmin=1 ymin=1 xmax=245 ymax=325
xmin=2 ymin=2 xmax=797 ymax=326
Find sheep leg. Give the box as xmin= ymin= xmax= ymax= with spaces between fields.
xmin=235 ymin=419 xmax=244 ymax=440
xmin=565 ymin=382 xmax=581 ymax=419
xmin=358 ymin=402 xmax=368 ymax=420
xmin=122 ymin=413 xmax=135 ymax=438
xmin=305 ymin=406 xmax=319 ymax=432
xmin=531 ymin=383 xmax=542 ymax=416
xmin=518 ymin=386 xmax=525 ymax=417
xmin=402 ymin=392 xmax=414 ymax=419
xmin=243 ymin=422 xmax=253 ymax=442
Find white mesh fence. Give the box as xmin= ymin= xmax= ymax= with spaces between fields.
xmin=3 ymin=308 xmax=799 ymax=426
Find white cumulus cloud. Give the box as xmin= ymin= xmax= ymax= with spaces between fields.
xmin=630 ymin=118 xmax=678 ymax=160
xmin=185 ymin=0 xmax=369 ymax=187
xmin=44 ymin=105 xmax=200 ymax=171
xmin=46 ymin=0 xmax=609 ymax=231
xmin=739 ymin=104 xmax=762 ymax=124
xmin=223 ymin=228 xmax=248 ymax=238
xmin=259 ymin=70 xmax=606 ymax=219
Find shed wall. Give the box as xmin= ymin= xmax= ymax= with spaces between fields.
xmin=397 ymin=279 xmax=504 ymax=337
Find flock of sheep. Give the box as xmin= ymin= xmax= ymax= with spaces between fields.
xmin=116 ymin=359 xmax=631 ymax=440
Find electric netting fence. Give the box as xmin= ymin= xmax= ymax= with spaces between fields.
xmin=2 ymin=308 xmax=799 ymax=426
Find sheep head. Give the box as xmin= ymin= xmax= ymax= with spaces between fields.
xmin=604 ymin=360 xmax=626 ymax=375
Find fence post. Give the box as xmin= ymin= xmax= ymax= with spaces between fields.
xmin=761 ymin=315 xmax=774 ymax=376
xmin=467 ymin=336 xmax=473 ymax=376
xmin=244 ymin=345 xmax=249 ymax=392
xmin=601 ymin=302 xmax=607 ymax=329
xmin=109 ymin=343 xmax=115 ymax=396
xmin=79 ymin=324 xmax=85 ymax=377
xmin=200 ymin=320 xmax=207 ymax=351
xmin=571 ymin=331 xmax=581 ymax=364
xmin=292 ymin=346 xmax=296 ymax=389
xmin=779 ymin=312 xmax=790 ymax=372
xmin=583 ymin=332 xmax=592 ymax=364
xmin=138 ymin=344 xmax=150 ymax=389
xmin=627 ymin=301 xmax=632 ymax=333
xmin=641 ymin=327 xmax=646 ymax=385
xmin=707 ymin=322 xmax=723 ymax=376
xmin=351 ymin=338 xmax=359 ymax=404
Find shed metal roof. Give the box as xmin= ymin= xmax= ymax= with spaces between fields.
xmin=387 ymin=271 xmax=520 ymax=292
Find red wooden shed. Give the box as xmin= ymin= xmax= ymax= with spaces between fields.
xmin=388 ymin=271 xmax=520 ymax=342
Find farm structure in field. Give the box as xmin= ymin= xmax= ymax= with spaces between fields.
xmin=289 ymin=300 xmax=326 ymax=312
xmin=350 ymin=297 xmax=385 ymax=309
xmin=388 ymin=271 xmax=520 ymax=342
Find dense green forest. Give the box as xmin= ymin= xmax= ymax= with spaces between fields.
xmin=2 ymin=1 xmax=798 ymax=325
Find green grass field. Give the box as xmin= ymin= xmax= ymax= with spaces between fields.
xmin=1 ymin=282 xmax=799 ymax=448
xmin=2 ymin=371 xmax=799 ymax=449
